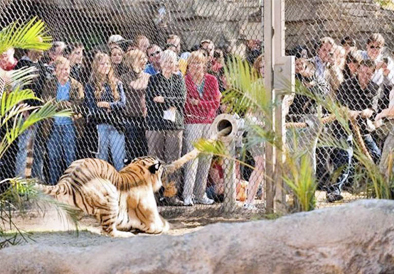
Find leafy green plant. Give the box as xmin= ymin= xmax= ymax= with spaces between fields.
xmin=0 ymin=178 xmax=80 ymax=248
xmin=0 ymin=17 xmax=77 ymax=247
xmin=375 ymin=0 xmax=394 ymax=10
xmin=197 ymin=55 xmax=394 ymax=215
xmin=283 ymin=152 xmax=317 ymax=212
xmin=294 ymin=74 xmax=394 ymax=200
xmin=0 ymin=17 xmax=52 ymax=54
xmin=0 ymin=88 xmax=71 ymax=159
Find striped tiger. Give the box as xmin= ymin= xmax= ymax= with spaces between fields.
xmin=36 ymin=156 xmax=169 ymax=237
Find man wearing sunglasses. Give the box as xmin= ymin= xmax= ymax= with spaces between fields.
xmin=360 ymin=33 xmax=394 ymax=87
xmin=145 ymin=44 xmax=163 ymax=75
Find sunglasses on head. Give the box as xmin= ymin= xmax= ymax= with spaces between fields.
xmin=149 ymin=51 xmax=161 ymax=57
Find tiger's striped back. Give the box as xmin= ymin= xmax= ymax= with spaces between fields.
xmin=36 ymin=156 xmax=165 ymax=237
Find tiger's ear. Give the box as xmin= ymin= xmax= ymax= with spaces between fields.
xmin=148 ymin=163 xmax=162 ymax=174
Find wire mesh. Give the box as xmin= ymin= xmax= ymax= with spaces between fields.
xmin=2 ymin=0 xmax=392 ymax=222
xmin=0 ymin=0 xmax=266 ymax=220
xmin=285 ymin=0 xmax=394 ymax=205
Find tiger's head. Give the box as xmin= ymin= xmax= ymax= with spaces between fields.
xmin=120 ymin=156 xmax=164 ymax=192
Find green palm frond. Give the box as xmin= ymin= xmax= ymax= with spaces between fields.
xmin=0 ymin=100 xmax=71 ymax=159
xmin=0 ymin=178 xmax=80 ymax=241
xmin=244 ymin=122 xmax=278 ymax=149
xmin=0 ymin=17 xmax=52 ymax=53
xmin=222 ymin=57 xmax=270 ymax=116
xmin=1 ymin=87 xmax=40 ymax=117
xmin=8 ymin=66 xmax=39 ymax=87
xmin=193 ymin=138 xmax=255 ymax=170
xmin=193 ymin=138 xmax=227 ymax=155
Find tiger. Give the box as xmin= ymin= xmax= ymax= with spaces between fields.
xmin=36 ymin=156 xmax=169 ymax=237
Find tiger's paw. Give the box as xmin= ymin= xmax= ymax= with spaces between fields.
xmin=163 ymin=181 xmax=177 ymax=197
xmin=144 ymin=221 xmax=169 ymax=234
xmin=109 ymin=230 xmax=135 ymax=238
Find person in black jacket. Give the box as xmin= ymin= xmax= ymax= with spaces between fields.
xmin=327 ymin=59 xmax=382 ymax=202
xmin=14 ymin=49 xmax=47 ymax=180
xmin=146 ymin=50 xmax=186 ymax=205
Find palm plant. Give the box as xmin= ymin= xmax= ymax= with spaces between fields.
xmin=0 ymin=17 xmax=52 ymax=54
xmin=196 ymin=55 xmax=394 ymax=214
xmin=197 ymin=57 xmax=319 ymax=212
xmin=0 ymin=17 xmax=78 ymax=248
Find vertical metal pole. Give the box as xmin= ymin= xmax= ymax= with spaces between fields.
xmin=273 ymin=0 xmax=286 ymax=213
xmin=264 ymin=0 xmax=294 ymax=214
xmin=273 ymin=0 xmax=295 ymax=213
xmin=223 ymin=140 xmax=237 ymax=213
xmin=263 ymin=0 xmax=275 ymax=214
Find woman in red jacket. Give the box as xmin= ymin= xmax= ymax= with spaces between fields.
xmin=182 ymin=50 xmax=221 ymax=206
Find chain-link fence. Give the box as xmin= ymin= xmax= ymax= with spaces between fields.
xmin=0 ymin=0 xmax=267 ymax=222
xmin=285 ymin=0 xmax=394 ymax=206
xmin=1 ymin=0 xmax=393 ymax=224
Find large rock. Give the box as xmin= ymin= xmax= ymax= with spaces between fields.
xmin=1 ymin=200 xmax=394 ymax=273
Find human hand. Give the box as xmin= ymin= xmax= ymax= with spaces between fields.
xmin=361 ymin=108 xmax=374 ymax=118
xmin=153 ymin=96 xmax=165 ymax=103
xmin=190 ymin=98 xmax=199 ymax=105
xmin=97 ymin=101 xmax=110 ymax=109
xmin=376 ymin=61 xmax=385 ymax=70
xmin=349 ymin=110 xmax=360 ymax=119
xmin=62 ymin=101 xmax=72 ymax=108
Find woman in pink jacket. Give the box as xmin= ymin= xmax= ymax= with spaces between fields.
xmin=182 ymin=50 xmax=221 ymax=206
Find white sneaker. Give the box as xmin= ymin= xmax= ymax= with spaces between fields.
xmin=184 ymin=196 xmax=194 ymax=206
xmin=194 ymin=195 xmax=214 ymax=205
xmin=243 ymin=203 xmax=257 ymax=210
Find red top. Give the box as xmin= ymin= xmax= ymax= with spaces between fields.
xmin=184 ymin=73 xmax=221 ymax=124
xmin=0 ymin=57 xmax=18 ymax=71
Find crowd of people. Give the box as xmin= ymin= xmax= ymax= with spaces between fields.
xmin=1 ymin=30 xmax=393 ymax=208
xmin=288 ymin=33 xmax=394 ymax=202
xmin=0 ymin=33 xmax=265 ymax=209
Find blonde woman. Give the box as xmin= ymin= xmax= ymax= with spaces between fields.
xmin=41 ymin=56 xmax=84 ymax=184
xmin=120 ymin=49 xmax=150 ymax=160
xmin=182 ymin=50 xmax=221 ymax=206
xmin=85 ymin=52 xmax=126 ymax=170
xmin=110 ymin=45 xmax=127 ymax=79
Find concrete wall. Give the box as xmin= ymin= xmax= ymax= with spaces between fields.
xmin=285 ymin=0 xmax=394 ymax=53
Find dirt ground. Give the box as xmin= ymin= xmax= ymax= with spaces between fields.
xmin=1 ymin=190 xmax=360 ymax=247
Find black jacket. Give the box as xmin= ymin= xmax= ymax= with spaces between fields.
xmin=145 ymin=73 xmax=186 ymax=131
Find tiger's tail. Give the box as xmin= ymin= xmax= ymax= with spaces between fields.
xmin=164 ymin=148 xmax=200 ymax=175
xmin=35 ymin=182 xmax=68 ymax=197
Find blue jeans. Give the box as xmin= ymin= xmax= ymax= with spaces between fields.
xmin=15 ymin=125 xmax=44 ymax=180
xmin=47 ymin=124 xmax=76 ymax=185
xmin=97 ymin=124 xmax=125 ymax=170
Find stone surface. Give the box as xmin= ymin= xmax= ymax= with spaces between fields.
xmin=285 ymin=0 xmax=394 ymax=51
xmin=1 ymin=200 xmax=394 ymax=274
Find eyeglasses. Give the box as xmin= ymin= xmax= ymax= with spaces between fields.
xmin=369 ymin=45 xmax=382 ymax=49
xmin=149 ymin=51 xmax=161 ymax=57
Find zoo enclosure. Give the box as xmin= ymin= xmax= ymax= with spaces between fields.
xmin=0 ymin=0 xmax=392 ymax=217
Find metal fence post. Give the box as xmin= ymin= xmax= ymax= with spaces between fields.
xmin=264 ymin=0 xmax=294 ymax=214
xmin=263 ymin=0 xmax=275 ymax=215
